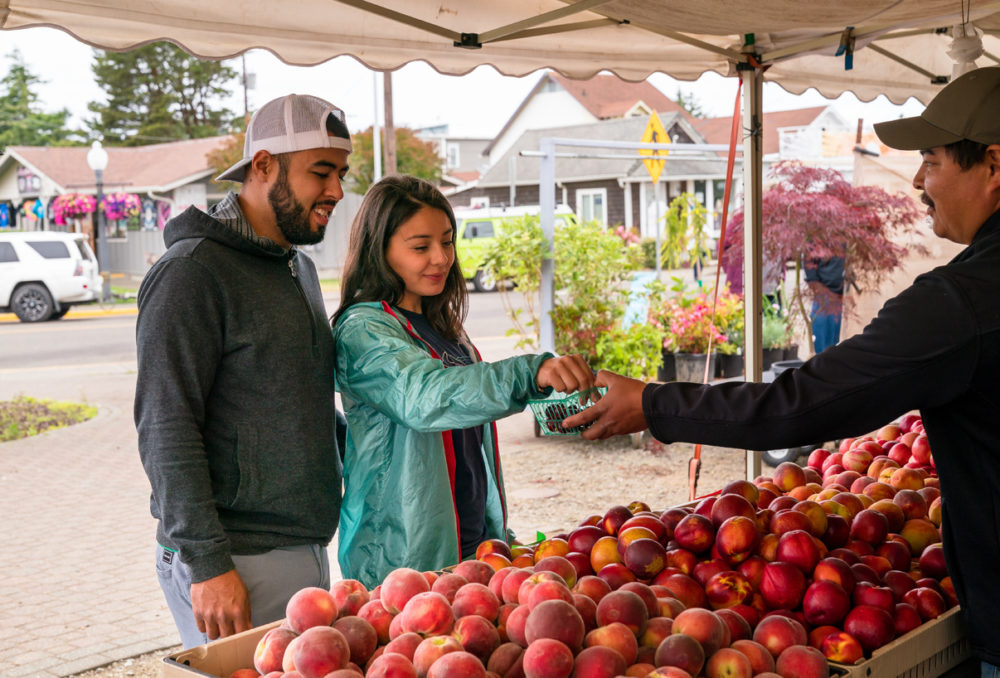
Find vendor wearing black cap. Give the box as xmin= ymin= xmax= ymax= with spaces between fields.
xmin=566 ymin=66 xmax=1000 ymax=669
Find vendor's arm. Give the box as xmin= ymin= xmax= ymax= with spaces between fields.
xmin=335 ymin=310 xmax=591 ymax=431
xmin=564 ymin=370 xmax=647 ymax=439
xmin=573 ymin=274 xmax=978 ymax=449
xmin=135 ymin=258 xmax=249 ymax=635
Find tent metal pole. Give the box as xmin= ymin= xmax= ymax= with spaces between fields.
xmin=479 ymin=0 xmax=614 ymax=43
xmin=330 ymin=0 xmax=460 ymax=40
xmin=866 ymin=43 xmax=941 ymax=80
xmin=742 ymin=65 xmax=764 ymax=481
xmin=540 ymin=137 xmax=556 ymax=355
xmin=488 ymin=19 xmax=620 ymax=43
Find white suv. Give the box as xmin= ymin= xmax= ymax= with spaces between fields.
xmin=0 ymin=231 xmax=103 ymax=322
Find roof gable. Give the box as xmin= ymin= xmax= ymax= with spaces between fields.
xmin=6 ymin=136 xmax=233 ymax=193
xmin=549 ymin=73 xmax=692 ymax=122
xmin=485 ymin=71 xmax=692 ymax=155
xmin=695 ymin=105 xmax=830 ymax=156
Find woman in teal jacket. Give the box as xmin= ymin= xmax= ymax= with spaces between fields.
xmin=332 ymin=176 xmax=593 ymax=588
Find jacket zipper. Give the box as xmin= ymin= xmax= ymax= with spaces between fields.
xmin=379 ymin=301 xmax=509 ymax=548
xmin=288 ymin=251 xmax=319 ymax=351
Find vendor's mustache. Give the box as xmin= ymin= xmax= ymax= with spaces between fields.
xmin=921 ymin=193 xmax=934 ymax=209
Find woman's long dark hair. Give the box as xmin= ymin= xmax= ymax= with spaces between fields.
xmin=332 ymin=175 xmax=468 ymax=340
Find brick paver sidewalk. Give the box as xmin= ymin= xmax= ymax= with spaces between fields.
xmin=0 ymin=364 xmax=180 ymax=676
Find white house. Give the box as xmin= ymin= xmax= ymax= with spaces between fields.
xmin=483 ymin=71 xmax=694 ymax=169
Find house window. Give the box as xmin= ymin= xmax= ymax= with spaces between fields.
xmin=576 ymin=188 xmax=607 ymax=227
xmin=778 ymin=126 xmax=809 ymax=157
xmin=446 ymin=143 xmax=460 ymax=169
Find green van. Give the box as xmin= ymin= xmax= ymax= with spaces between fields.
xmin=453 ymin=205 xmax=577 ymax=292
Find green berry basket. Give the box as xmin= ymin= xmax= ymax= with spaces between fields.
xmin=528 ymin=387 xmax=606 ymax=436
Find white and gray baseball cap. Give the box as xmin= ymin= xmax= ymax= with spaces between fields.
xmin=217 ymin=93 xmax=352 ymax=183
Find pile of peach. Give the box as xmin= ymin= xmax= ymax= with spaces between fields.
xmin=233 ymin=414 xmax=951 ymax=678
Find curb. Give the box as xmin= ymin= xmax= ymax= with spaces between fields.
xmin=0 ymin=305 xmax=138 ymax=323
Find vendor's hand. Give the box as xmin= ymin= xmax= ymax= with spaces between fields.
xmin=563 ymin=370 xmax=647 ymax=439
xmin=191 ymin=569 xmax=251 ymax=641
xmin=536 ymin=354 xmax=595 ymax=393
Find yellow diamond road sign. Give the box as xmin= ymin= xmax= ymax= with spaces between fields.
xmin=639 ymin=111 xmax=669 ymax=184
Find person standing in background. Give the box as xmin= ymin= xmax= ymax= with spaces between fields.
xmin=804 ymin=255 xmax=845 ymax=352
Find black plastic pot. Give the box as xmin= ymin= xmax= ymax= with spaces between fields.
xmin=657 ymin=349 xmax=676 ymax=382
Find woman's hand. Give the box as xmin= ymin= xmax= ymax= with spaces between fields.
xmin=536 ymin=354 xmax=595 ymax=393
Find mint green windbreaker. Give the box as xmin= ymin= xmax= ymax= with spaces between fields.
xmin=333 ymin=301 xmax=553 ymax=588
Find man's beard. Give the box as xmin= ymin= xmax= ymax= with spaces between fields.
xmin=267 ymin=165 xmax=331 ymax=246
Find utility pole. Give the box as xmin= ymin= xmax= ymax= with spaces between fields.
xmin=372 ymin=71 xmax=382 ymax=183
xmin=383 ymin=71 xmax=397 ymax=176
xmin=241 ymin=54 xmax=249 ymax=116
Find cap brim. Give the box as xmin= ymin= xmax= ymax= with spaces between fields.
xmin=874 ymin=115 xmax=965 ymax=151
xmin=215 ymin=158 xmax=251 ymax=183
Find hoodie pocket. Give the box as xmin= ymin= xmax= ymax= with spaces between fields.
xmin=232 ymin=423 xmax=274 ymax=508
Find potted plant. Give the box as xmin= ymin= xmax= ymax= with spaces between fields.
xmin=712 ymin=285 xmax=744 ymax=378
xmin=659 ymin=192 xmax=713 ymax=279
xmin=655 ymin=291 xmax=728 ymax=383
xmin=761 ymin=302 xmax=792 ymax=370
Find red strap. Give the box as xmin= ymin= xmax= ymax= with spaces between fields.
xmin=689 ymin=77 xmax=743 ymax=501
xmin=441 ymin=429 xmax=462 ymax=563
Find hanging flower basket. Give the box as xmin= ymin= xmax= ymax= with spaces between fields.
xmin=101 ymin=192 xmax=141 ymax=221
xmin=52 ymin=193 xmax=97 ymax=225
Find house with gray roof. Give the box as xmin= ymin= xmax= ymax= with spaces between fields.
xmin=450 ymin=112 xmax=729 ymax=238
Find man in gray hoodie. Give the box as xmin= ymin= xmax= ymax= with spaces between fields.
xmin=135 ymin=94 xmax=350 ymax=647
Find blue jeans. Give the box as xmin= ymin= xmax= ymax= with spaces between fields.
xmin=811 ymin=301 xmax=842 ymax=353
xmin=155 ymin=543 xmax=330 ymax=648
xmin=984 ymin=662 xmax=1000 ymax=678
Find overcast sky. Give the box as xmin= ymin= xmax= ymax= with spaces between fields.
xmin=4 ymin=26 xmax=925 ymax=139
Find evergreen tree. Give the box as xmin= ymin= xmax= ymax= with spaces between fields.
xmin=675 ymin=88 xmax=706 ymax=118
xmin=87 ymin=42 xmax=238 ymax=145
xmin=349 ymin=126 xmax=442 ymax=194
xmin=0 ymin=49 xmax=73 ymax=152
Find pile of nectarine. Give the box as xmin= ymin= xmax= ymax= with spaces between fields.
xmin=229 ymin=413 xmax=949 ymax=678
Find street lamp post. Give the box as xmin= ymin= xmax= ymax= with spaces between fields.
xmin=86 ymin=140 xmax=111 ymax=302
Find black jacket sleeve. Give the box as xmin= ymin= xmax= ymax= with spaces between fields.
xmin=642 ymin=272 xmax=978 ymax=449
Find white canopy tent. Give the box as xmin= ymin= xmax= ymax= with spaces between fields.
xmin=8 ymin=1 xmax=1000 ymax=101
xmin=8 ymin=0 xmax=996 ymax=474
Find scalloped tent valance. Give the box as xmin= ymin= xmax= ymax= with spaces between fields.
xmin=7 ymin=0 xmax=1000 ymax=104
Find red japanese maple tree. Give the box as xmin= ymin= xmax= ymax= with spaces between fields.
xmin=721 ymin=161 xmax=923 ymax=352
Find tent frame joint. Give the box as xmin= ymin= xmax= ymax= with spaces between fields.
xmin=454 ymin=33 xmax=482 ymax=49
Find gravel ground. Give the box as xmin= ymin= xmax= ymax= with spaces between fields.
xmin=70 ymin=432 xmax=753 ymax=678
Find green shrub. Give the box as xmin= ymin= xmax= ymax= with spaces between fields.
xmin=481 ymin=217 xmax=648 ymax=371
xmin=0 ymin=396 xmax=97 ymax=442
xmin=594 ymin=323 xmax=664 ymax=380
